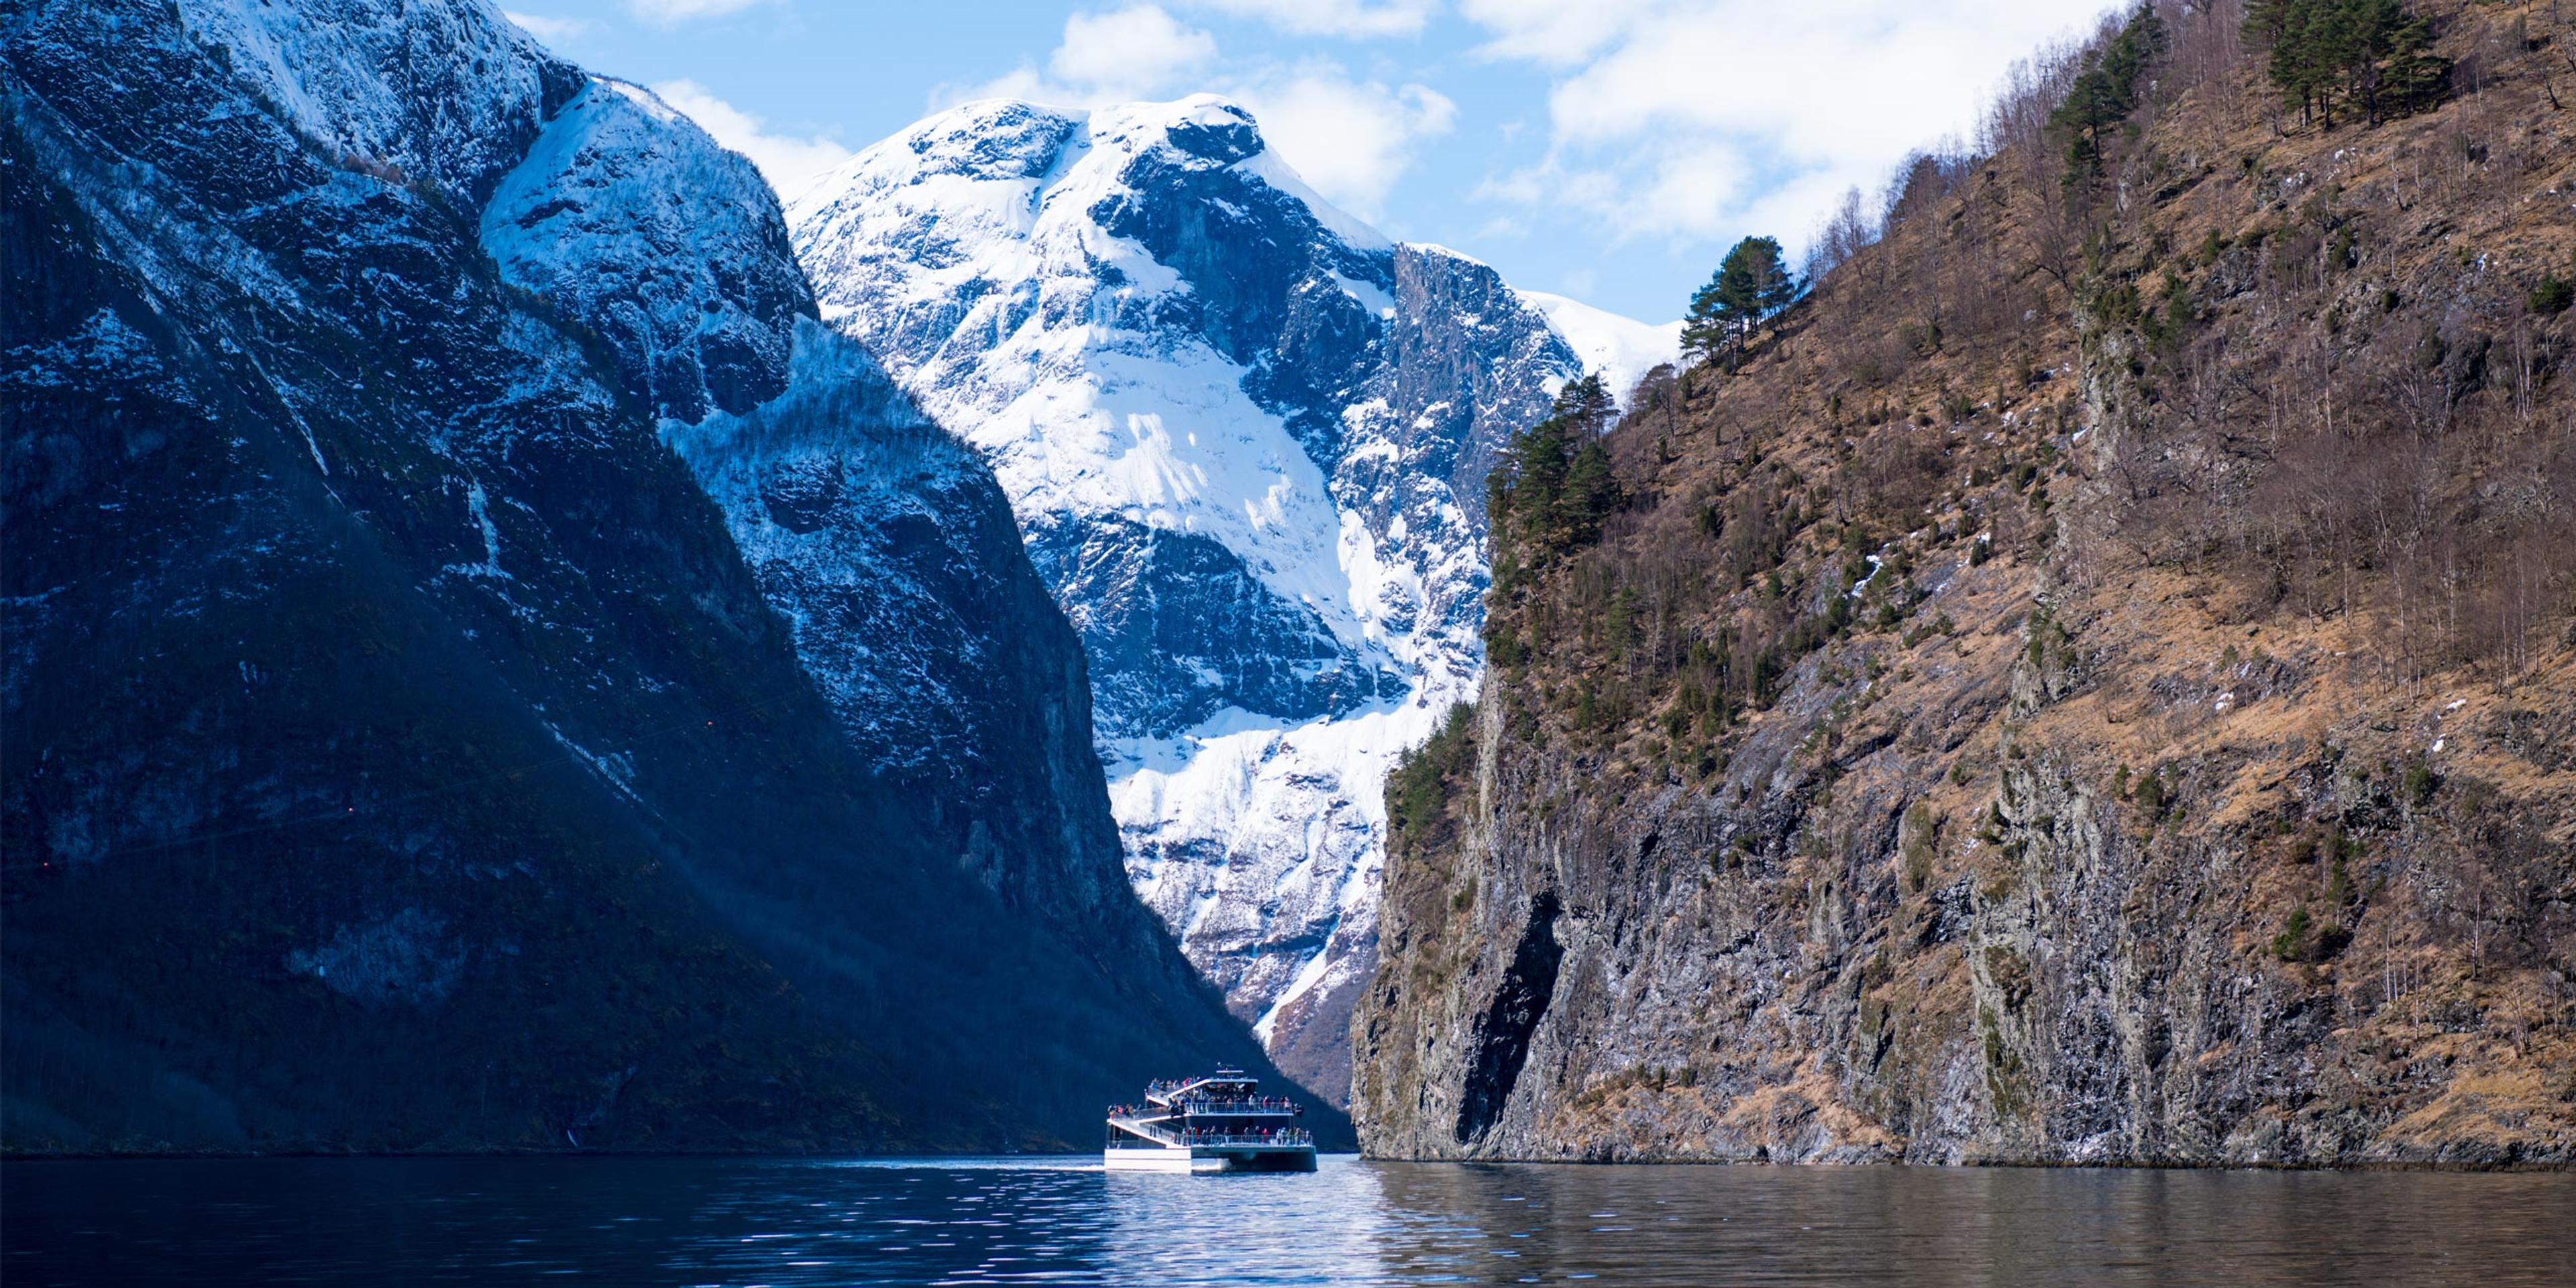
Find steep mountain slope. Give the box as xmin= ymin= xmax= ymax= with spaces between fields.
xmin=1356 ymin=0 xmax=2576 ymax=1165
xmin=481 ymin=73 xmax=1158 ymax=956
xmin=790 ymin=97 xmax=1674 ymax=1099
xmin=2 ymin=0 xmax=1289 ymax=1153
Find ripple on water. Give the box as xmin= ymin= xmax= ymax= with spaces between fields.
xmin=3 ymin=1156 xmax=2573 ymax=1287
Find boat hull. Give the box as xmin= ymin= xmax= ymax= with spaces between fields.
xmin=1206 ymin=1145 xmax=1318 ymax=1173
xmin=1102 ymin=1145 xmax=1316 ymax=1174
xmin=1103 ymin=1146 xmax=1203 ymax=1173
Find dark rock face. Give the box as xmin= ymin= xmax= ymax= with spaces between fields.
xmin=482 ymin=78 xmax=811 ymax=423
xmin=1359 ymin=629 xmax=2572 ymax=1165
xmin=660 ymin=331 xmax=1167 ymax=942
xmin=1026 ymin=516 xmax=1395 ymax=739
xmin=1375 ymin=246 xmax=1571 ymax=531
xmin=2 ymin=0 xmax=1307 ymax=1155
xmin=1455 ymin=892 xmax=1562 ymax=1145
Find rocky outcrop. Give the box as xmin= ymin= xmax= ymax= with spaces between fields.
xmin=1362 ymin=556 xmax=2575 ymax=1166
xmin=482 ymin=76 xmax=810 ymax=424
xmin=1354 ymin=1 xmax=2575 ymax=1165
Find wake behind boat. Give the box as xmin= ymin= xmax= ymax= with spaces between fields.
xmin=1104 ymin=1068 xmax=1317 ymax=1173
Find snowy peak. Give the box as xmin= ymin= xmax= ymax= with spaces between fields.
xmin=1075 ymin=93 xmax=1393 ymax=253
xmin=794 ymin=93 xmax=1418 ymax=723
xmin=792 ymin=94 xmax=1399 ymax=429
xmin=802 ymin=94 xmax=1386 ymax=254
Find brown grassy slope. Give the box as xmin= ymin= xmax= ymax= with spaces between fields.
xmin=1355 ymin=0 xmax=2576 ymax=1165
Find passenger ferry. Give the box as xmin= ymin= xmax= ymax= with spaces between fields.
xmin=1104 ymin=1068 xmax=1317 ymax=1173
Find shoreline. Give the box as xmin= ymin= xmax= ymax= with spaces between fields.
xmin=3 ymin=1148 xmax=2566 ymax=1173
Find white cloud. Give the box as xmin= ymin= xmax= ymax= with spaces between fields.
xmin=651 ymin=79 xmax=854 ymax=203
xmin=1458 ymin=0 xmax=1659 ymax=64
xmin=937 ymin=4 xmax=1218 ymax=108
xmin=627 ymin=0 xmax=765 ymax=24
xmin=1231 ymin=69 xmax=1456 ymax=215
xmin=940 ymin=64 xmax=1055 ymax=106
xmin=1052 ymin=5 xmax=1220 ymax=99
xmin=925 ymin=7 xmax=1448 ymax=215
xmin=1464 ymin=0 xmax=2095 ymax=248
xmin=502 ymin=11 xmax=599 ymax=44
xmin=1191 ymin=0 xmax=1438 ymax=38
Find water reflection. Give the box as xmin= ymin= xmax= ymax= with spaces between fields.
xmin=3 ymin=1154 xmax=2569 ymax=1286
xmin=1365 ymin=1161 xmax=2576 ymax=1286
xmin=1094 ymin=1159 xmax=1394 ymax=1283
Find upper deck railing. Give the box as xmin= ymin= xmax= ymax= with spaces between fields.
xmin=1142 ymin=1069 xmax=1258 ymax=1096
xmin=1114 ymin=1094 xmax=1301 ymax=1118
xmin=1173 ymin=1130 xmax=1312 ymax=1148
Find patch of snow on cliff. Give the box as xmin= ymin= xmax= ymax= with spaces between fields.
xmin=179 ymin=0 xmax=559 ymax=197
xmin=1110 ymin=692 xmax=1450 ymax=1037
xmin=1232 ymin=149 xmax=1392 ymax=252
xmin=1515 ymin=289 xmax=1683 ymax=407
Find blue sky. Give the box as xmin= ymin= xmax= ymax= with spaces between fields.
xmin=500 ymin=1 xmax=2106 ymax=322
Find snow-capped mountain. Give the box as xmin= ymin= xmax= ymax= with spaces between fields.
xmin=790 ymin=95 xmax=1678 ymax=1099
xmin=482 ymin=74 xmax=1151 ymax=934
xmin=3 ymin=0 xmax=1297 ymax=1150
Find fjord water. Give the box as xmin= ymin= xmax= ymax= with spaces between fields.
xmin=5 ymin=1156 xmax=2569 ymax=1286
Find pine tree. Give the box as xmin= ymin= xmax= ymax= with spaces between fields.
xmin=1559 ymin=440 xmax=1619 ymax=548
xmin=2051 ymin=61 xmax=2125 ymax=183
xmin=2302 ymin=3 xmax=2363 ymax=125
xmin=1497 ymin=417 xmax=1572 ymax=547
xmin=1552 ymin=372 xmax=1615 ymax=436
xmin=1490 ymin=399 xmax=1623 ymax=558
xmin=1681 ymin=274 xmax=1730 ymax=362
xmin=2375 ymin=5 xmax=2451 ymax=119
xmin=2246 ymin=0 xmax=2448 ymax=128
xmin=1684 ymin=236 xmax=1799 ymax=361
xmin=2047 ymin=3 xmax=2167 ymax=186
xmin=2249 ymin=0 xmax=2334 ymax=124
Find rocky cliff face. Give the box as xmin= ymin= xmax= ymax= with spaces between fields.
xmin=790 ymin=96 xmax=1672 ymax=1099
xmin=2 ymin=0 xmax=1291 ymax=1153
xmin=486 ymin=72 xmax=1152 ymax=948
xmin=1356 ymin=0 xmax=2575 ymax=1165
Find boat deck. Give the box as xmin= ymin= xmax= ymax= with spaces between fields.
xmin=1107 ymin=1069 xmax=1316 ymax=1173
xmin=1107 ymin=1116 xmax=1311 ymax=1148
